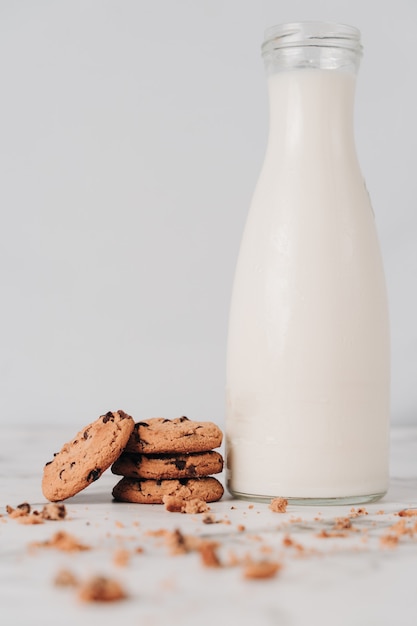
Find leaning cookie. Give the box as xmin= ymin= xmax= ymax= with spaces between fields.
xmin=111 ymin=450 xmax=223 ymax=480
xmin=125 ymin=416 xmax=223 ymax=455
xmin=42 ymin=410 xmax=135 ymax=502
xmin=112 ymin=476 xmax=224 ymax=504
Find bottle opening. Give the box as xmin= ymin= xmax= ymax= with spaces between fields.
xmin=262 ymin=22 xmax=362 ymax=73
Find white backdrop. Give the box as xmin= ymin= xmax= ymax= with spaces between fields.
xmin=0 ymin=0 xmax=416 ymax=427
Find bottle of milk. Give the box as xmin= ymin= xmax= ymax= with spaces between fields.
xmin=226 ymin=22 xmax=390 ymax=504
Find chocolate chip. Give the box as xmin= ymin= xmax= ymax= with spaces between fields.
xmin=179 ymin=416 xmax=189 ymax=422
xmin=137 ymin=421 xmax=149 ymax=427
xmin=17 ymin=502 xmax=31 ymax=514
xmin=59 ymin=469 xmax=65 ymax=480
xmin=83 ymin=430 xmax=89 ymax=440
xmin=86 ymin=468 xmax=101 ymax=482
xmin=174 ymin=459 xmax=187 ymax=470
xmin=102 ymin=412 xmax=114 ymax=424
xmin=179 ymin=478 xmax=189 ymax=486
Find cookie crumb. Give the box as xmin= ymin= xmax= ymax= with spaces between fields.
xmin=202 ymin=514 xmax=217 ymax=524
xmin=6 ymin=503 xmax=44 ymax=524
xmin=237 ymin=524 xmax=245 ymax=532
xmin=282 ymin=534 xmax=304 ymax=552
xmin=18 ymin=514 xmax=44 ymax=525
xmin=349 ymin=507 xmax=368 ymax=518
xmin=226 ymin=550 xmax=240 ymax=567
xmin=163 ymin=495 xmax=209 ymax=514
xmin=78 ymin=576 xmax=127 ymax=603
xmin=243 ymin=561 xmax=281 ymax=580
xmin=269 ymin=497 xmax=288 ymax=513
xmin=198 ymin=541 xmax=221 ymax=568
xmin=54 ymin=569 xmax=79 ymax=587
xmin=380 ymin=534 xmax=399 ymax=548
xmin=32 ymin=531 xmax=90 ymax=552
xmin=113 ymin=549 xmax=130 ymax=567
xmin=317 ymin=529 xmax=348 ymax=539
xmin=166 ymin=529 xmax=192 ymax=555
xmin=398 ymin=509 xmax=417 ymax=517
xmin=163 ymin=495 xmax=189 ymax=512
xmin=184 ymin=498 xmax=209 ymax=514
xmin=41 ymin=503 xmax=67 ymax=521
xmin=6 ymin=503 xmax=31 ymax=518
xmin=333 ymin=517 xmax=352 ymax=530
xmin=164 ymin=529 xmax=203 ymax=555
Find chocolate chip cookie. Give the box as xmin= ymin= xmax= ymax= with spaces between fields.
xmin=125 ymin=416 xmax=223 ymax=455
xmin=112 ymin=476 xmax=224 ymax=504
xmin=111 ymin=450 xmax=223 ymax=480
xmin=42 ymin=410 xmax=135 ymax=502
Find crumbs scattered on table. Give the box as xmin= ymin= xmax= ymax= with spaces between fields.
xmin=31 ymin=531 xmax=90 ymax=552
xmin=6 ymin=502 xmax=67 ymax=523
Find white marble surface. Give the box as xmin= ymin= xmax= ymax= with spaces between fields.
xmin=1 ymin=425 xmax=417 ymax=626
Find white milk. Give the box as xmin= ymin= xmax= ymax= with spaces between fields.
xmin=226 ymin=68 xmax=390 ymax=502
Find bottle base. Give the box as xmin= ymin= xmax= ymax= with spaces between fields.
xmin=228 ymin=488 xmax=386 ymax=507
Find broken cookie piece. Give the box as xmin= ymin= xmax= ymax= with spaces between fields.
xmin=78 ymin=576 xmax=127 ymax=602
xmin=162 ymin=495 xmax=209 ymax=514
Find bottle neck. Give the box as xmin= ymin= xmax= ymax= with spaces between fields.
xmin=261 ymin=23 xmax=362 ymax=162
xmin=266 ymin=68 xmax=357 ymax=158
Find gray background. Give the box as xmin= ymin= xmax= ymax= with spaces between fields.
xmin=0 ymin=0 xmax=415 ymax=427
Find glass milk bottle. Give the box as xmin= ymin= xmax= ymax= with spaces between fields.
xmin=226 ymin=22 xmax=390 ymax=504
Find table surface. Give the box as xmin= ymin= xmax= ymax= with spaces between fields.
xmin=1 ymin=424 xmax=417 ymax=626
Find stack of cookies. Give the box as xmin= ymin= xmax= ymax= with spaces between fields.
xmin=111 ymin=416 xmax=224 ymax=505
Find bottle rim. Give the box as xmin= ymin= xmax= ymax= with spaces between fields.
xmin=262 ymin=21 xmax=363 ymax=57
